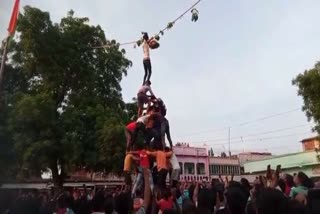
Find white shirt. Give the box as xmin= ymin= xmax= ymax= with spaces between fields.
xmin=138 ymin=85 xmax=154 ymax=96
xmin=136 ymin=115 xmax=150 ymax=124
xmin=170 ymin=153 xmax=180 ymax=170
xmin=143 ymin=41 xmax=150 ymax=59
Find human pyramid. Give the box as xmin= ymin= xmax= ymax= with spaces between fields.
xmin=123 ymin=32 xmax=181 ymax=201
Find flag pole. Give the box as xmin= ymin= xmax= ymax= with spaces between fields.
xmin=0 ymin=0 xmax=20 ymax=95
xmin=0 ymin=35 xmax=10 ymax=94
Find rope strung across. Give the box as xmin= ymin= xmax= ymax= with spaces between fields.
xmin=91 ymin=0 xmax=202 ymax=49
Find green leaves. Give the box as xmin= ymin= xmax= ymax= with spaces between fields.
xmin=1 ymin=6 xmax=134 ymax=185
xmin=293 ymin=62 xmax=320 ymax=133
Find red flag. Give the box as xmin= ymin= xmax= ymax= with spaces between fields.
xmin=7 ymin=0 xmax=20 ymax=35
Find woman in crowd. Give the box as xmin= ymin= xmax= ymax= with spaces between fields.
xmin=290 ymin=172 xmax=313 ymax=199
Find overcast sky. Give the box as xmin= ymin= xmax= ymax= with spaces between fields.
xmin=1 ymin=0 xmax=319 ymax=155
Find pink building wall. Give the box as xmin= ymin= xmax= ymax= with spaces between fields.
xmin=173 ymin=146 xmax=210 ymax=181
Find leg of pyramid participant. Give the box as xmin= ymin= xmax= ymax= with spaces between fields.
xmin=125 ymin=122 xmax=135 ymax=151
xmin=143 ymin=61 xmax=148 ymax=85
xmin=123 ymin=153 xmax=139 ymax=186
xmin=142 ymin=32 xmax=151 ymax=83
xmin=146 ymin=148 xmax=173 ymax=190
xmin=138 ymin=144 xmax=154 ymax=194
xmin=145 ymin=59 xmax=152 ymax=82
xmin=137 ymin=81 xmax=156 ymax=117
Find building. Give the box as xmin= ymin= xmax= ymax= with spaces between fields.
xmin=173 ymin=145 xmax=209 ymax=182
xmin=209 ymin=156 xmax=241 ymax=177
xmin=243 ymin=150 xmax=320 ymax=178
xmin=174 ymin=144 xmax=263 ymax=182
xmin=238 ymin=152 xmax=272 ymax=166
xmin=301 ymin=136 xmax=320 ymax=151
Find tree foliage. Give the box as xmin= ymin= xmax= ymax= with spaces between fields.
xmin=0 ymin=6 xmax=136 ymax=187
xmin=293 ymin=62 xmax=320 ymax=133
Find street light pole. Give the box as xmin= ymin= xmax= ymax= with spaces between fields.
xmin=228 ymin=127 xmax=231 ymax=158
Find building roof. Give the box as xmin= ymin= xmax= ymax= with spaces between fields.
xmin=301 ymin=136 xmax=320 ymax=143
xmin=173 ymin=146 xmax=207 ymax=157
xmin=238 ymin=152 xmax=272 ymax=156
xmin=243 ymin=150 xmax=320 ymax=174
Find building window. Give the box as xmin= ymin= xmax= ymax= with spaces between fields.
xmin=179 ymin=162 xmax=183 ymax=174
xmin=197 ymin=163 xmax=205 ymax=175
xmin=209 ymin=165 xmax=213 ymax=175
xmin=215 ymin=165 xmax=219 ymax=175
xmin=184 ymin=162 xmax=195 ymax=175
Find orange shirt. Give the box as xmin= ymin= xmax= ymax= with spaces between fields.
xmin=147 ymin=151 xmax=172 ymax=171
xmin=123 ymin=154 xmax=133 ymax=171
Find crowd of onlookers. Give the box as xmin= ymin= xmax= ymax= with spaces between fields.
xmin=1 ymin=168 xmax=320 ymax=214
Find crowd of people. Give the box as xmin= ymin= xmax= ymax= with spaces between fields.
xmin=1 ymin=168 xmax=320 ymax=214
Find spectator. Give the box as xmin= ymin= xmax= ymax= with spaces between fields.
xmin=307 ymin=188 xmax=320 ymax=214
xmin=240 ymin=178 xmax=251 ymax=200
xmin=104 ymin=194 xmax=116 ymax=214
xmin=56 ymin=193 xmax=75 ymax=214
xmin=181 ymin=199 xmax=197 ymax=214
xmin=91 ymin=190 xmax=105 ymax=214
xmin=288 ymin=199 xmax=308 ymax=214
xmin=156 ymin=188 xmax=174 ymax=213
xmin=256 ymin=188 xmax=288 ymax=214
xmin=290 ymin=172 xmax=313 ymax=199
xmin=133 ymin=189 xmax=144 ymax=212
xmin=283 ymin=174 xmax=295 ymax=196
xmin=224 ymin=183 xmax=247 ymax=214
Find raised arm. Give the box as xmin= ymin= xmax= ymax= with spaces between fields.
xmin=193 ymin=182 xmax=199 ymax=204
xmin=146 ymin=151 xmax=157 ymax=157
xmin=131 ymin=155 xmax=140 ymax=161
xmin=165 ymin=120 xmax=173 ymax=148
xmin=166 ymin=151 xmax=173 ymax=158
xmin=127 ymin=151 xmax=139 ymax=155
xmin=142 ymin=168 xmax=151 ymax=209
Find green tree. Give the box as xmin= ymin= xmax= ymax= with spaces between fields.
xmin=0 ymin=54 xmax=28 ymax=180
xmin=4 ymin=6 xmax=134 ymax=189
xmin=293 ymin=62 xmax=320 ymax=133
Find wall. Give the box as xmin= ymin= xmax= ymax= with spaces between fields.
xmin=173 ymin=146 xmax=207 ymax=157
xmin=238 ymin=152 xmax=272 ymax=166
xmin=303 ymin=139 xmax=320 ymax=151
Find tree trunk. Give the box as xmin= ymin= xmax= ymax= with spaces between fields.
xmin=50 ymin=162 xmax=64 ymax=196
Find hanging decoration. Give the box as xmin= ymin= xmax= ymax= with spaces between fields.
xmin=167 ymin=22 xmax=174 ymax=29
xmin=191 ymin=8 xmax=199 ymax=22
xmin=91 ymin=0 xmax=202 ymax=49
xmin=136 ymin=39 xmax=142 ymax=47
xmin=154 ymin=35 xmax=160 ymax=41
